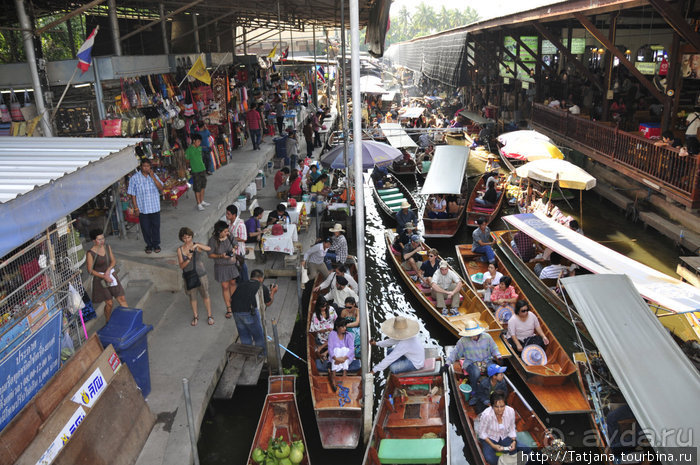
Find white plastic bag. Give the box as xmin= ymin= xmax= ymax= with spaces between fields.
xmin=68 ymin=283 xmax=84 ymax=315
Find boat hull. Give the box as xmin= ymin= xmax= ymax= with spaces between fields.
xmin=465 ymin=174 xmax=506 ymax=229
xmin=370 ymin=173 xmax=419 ymax=224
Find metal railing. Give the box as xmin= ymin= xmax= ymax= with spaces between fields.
xmin=531 ymin=103 xmax=700 ymax=208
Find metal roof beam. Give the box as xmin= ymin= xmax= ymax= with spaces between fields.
xmin=34 ymin=0 xmax=107 ymax=35
xmin=573 ymin=12 xmax=666 ymax=103
xmin=119 ymin=0 xmax=205 ymax=42
xmin=498 ymin=34 xmax=536 ymax=79
xmin=647 ymin=0 xmax=700 ymax=52
xmin=510 ymin=33 xmax=553 ymax=74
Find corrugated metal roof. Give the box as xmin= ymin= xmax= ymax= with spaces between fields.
xmin=0 ymin=137 xmax=143 ymax=203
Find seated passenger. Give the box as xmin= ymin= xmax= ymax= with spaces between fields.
xmin=506 ymin=300 xmax=549 ymax=353
xmin=418 ymin=248 xmax=440 ymax=286
xmin=489 ymin=276 xmax=518 ymax=314
xmin=327 ymin=275 xmax=358 ymax=307
xmin=309 ymin=296 xmax=338 ymax=359
xmin=511 ymin=231 xmax=538 ymax=262
xmin=477 ymin=391 xmax=531 ymax=465
xmin=371 ymin=316 xmax=425 ymax=374
xmin=446 ymin=195 xmax=461 ymax=216
xmin=427 ymin=194 xmax=448 ymax=219
xmin=266 ymin=203 xmax=292 ymax=226
xmin=431 ymin=260 xmax=463 ymax=316
xmin=478 ymin=263 xmax=503 ymax=303
xmin=472 ymin=218 xmax=496 ymax=264
xmin=473 ymin=364 xmax=508 ymax=414
xmin=475 ymin=180 xmax=499 ymax=208
xmin=341 ymin=296 xmax=361 ymax=357
xmin=314 ymin=263 xmax=359 ymax=294
xmin=324 ymin=317 xmax=360 ymax=391
xmin=401 ymin=234 xmax=424 ymax=276
xmin=537 ymin=252 xmax=574 ymax=279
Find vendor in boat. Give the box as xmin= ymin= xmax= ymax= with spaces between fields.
xmin=489 ymin=276 xmax=518 ymax=313
xmin=506 ymin=300 xmax=549 ymax=353
xmin=431 ymin=260 xmax=463 ymax=316
xmin=392 ymin=221 xmax=417 ymax=250
xmin=473 ymin=364 xmax=508 ymax=414
xmin=478 ymin=391 xmax=530 ymax=465
xmin=472 ymin=218 xmax=496 ymax=264
xmin=370 ymin=316 xmax=425 ymax=374
xmin=445 ymin=320 xmax=501 ymax=392
xmin=309 ymin=296 xmax=338 ymax=361
xmin=475 ymin=180 xmax=499 ymax=208
xmin=401 ymin=234 xmax=424 ymax=276
xmin=325 ymin=317 xmax=360 ymax=392
xmin=417 ymin=248 xmax=440 ymax=286
xmin=427 ymin=194 xmax=449 ymax=219
xmin=395 ymin=201 xmax=417 ymax=239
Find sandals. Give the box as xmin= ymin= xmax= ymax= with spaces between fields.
xmin=145 ymin=247 xmax=153 ymax=254
xmin=208 ymin=316 xmax=215 ymax=325
xmin=225 ymin=307 xmax=233 ymax=319
xmin=154 ymin=247 xmax=161 ymax=253
xmin=191 ymin=317 xmax=198 ymax=326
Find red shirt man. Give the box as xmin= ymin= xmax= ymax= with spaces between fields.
xmin=246 ymin=108 xmax=263 ymax=130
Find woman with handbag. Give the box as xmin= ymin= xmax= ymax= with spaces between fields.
xmin=177 ymin=227 xmax=213 ymax=326
xmin=208 ymin=221 xmax=240 ymax=319
xmin=86 ymin=230 xmax=128 ymax=322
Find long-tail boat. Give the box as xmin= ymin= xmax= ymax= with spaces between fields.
xmin=465 ymin=174 xmax=506 ymax=229
xmin=370 ymin=172 xmax=419 ymax=223
xmin=421 ymin=145 xmax=469 ymax=238
xmin=247 ymin=375 xmax=311 ymax=465
xmin=306 ymin=264 xmax=364 ymax=449
xmin=362 ymin=372 xmax=450 ymax=465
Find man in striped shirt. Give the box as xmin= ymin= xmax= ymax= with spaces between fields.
xmin=127 ymin=159 xmax=164 ymax=254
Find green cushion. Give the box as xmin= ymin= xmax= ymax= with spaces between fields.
xmin=390 ymin=206 xmax=403 ymax=211
xmin=384 ymin=198 xmax=405 ymax=206
xmin=378 ymin=188 xmax=399 ymax=194
xmin=377 ymin=438 xmax=445 ymax=464
xmin=380 ymin=193 xmax=404 ymax=201
xmin=516 ymin=431 xmax=537 ymax=449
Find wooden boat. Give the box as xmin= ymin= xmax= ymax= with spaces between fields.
xmin=362 ymin=372 xmax=450 ymax=465
xmin=384 ymin=231 xmax=510 ymax=357
xmin=306 ymin=264 xmax=363 ymax=449
xmin=465 ymin=174 xmax=506 ymax=228
xmin=370 ymin=172 xmax=418 ymax=222
xmin=452 ymin=244 xmax=590 ymax=414
xmin=388 ymin=158 xmax=418 ymax=177
xmin=247 ymin=375 xmax=311 ymax=465
xmin=444 ymin=132 xmax=469 ymax=146
xmin=455 ymin=243 xmax=592 ymax=343
xmin=446 ymin=354 xmax=553 ymax=465
xmin=422 ymin=185 xmax=468 ymax=238
xmin=490 ymin=230 xmax=591 ymax=340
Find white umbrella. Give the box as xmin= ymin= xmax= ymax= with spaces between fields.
xmin=515 ymin=159 xmax=596 ymax=190
xmin=497 ymin=130 xmax=553 ymax=146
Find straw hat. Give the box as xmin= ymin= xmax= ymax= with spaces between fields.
xmin=458 ymin=319 xmax=485 ymax=337
xmin=495 ymin=305 xmax=513 ymax=323
xmin=487 ymin=153 xmax=497 ymax=160
xmin=329 ymin=223 xmax=345 ymax=233
xmin=400 ymin=200 xmax=411 ymax=209
xmin=522 ymin=345 xmax=548 ymax=366
xmin=380 ymin=316 xmax=420 ymax=340
xmin=402 ymin=221 xmax=417 ymax=230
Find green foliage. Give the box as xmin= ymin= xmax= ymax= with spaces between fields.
xmin=386 ymin=2 xmax=480 ymax=45
xmin=282 ymin=365 xmax=299 ymax=376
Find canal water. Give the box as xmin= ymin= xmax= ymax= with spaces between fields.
xmin=198 ymin=158 xmax=683 ymax=464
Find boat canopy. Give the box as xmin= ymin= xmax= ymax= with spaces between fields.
xmin=379 ymin=123 xmax=418 ymax=149
xmin=381 ymin=91 xmax=397 ymax=102
xmin=421 ymin=145 xmax=469 ymax=195
xmin=515 ymin=159 xmax=596 ymax=190
xmin=561 ymin=274 xmax=700 ymax=457
xmin=502 ymin=212 xmax=700 ymax=314
xmin=457 ymin=109 xmax=493 ymax=125
xmin=398 ymin=107 xmax=425 ymax=119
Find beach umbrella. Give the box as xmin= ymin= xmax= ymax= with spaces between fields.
xmin=515 ymin=159 xmax=596 ymax=190
xmin=497 ymin=130 xmax=553 ymax=146
xmin=320 ymin=141 xmax=401 ymax=170
xmin=500 ymin=138 xmax=564 ymax=161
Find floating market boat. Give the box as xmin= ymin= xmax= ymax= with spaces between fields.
xmin=362 ymin=372 xmax=450 ymax=465
xmin=452 ymin=244 xmax=589 ymax=414
xmin=465 ymin=174 xmax=507 ymax=229
xmin=446 ymin=354 xmax=554 ymax=465
xmin=370 ymin=172 xmax=418 ymax=223
xmin=247 ymin=375 xmax=311 ymax=465
xmin=421 ymin=145 xmax=469 ymax=238
xmin=384 ymin=231 xmax=509 ymax=357
xmin=306 ymin=264 xmax=364 ymax=449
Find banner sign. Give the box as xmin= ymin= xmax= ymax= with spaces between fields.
xmin=71 ymin=367 xmax=107 ymax=408
xmin=0 ymin=311 xmax=61 ymax=430
xmin=635 ymin=62 xmax=657 ymax=75
xmin=37 ymin=406 xmax=87 ymax=465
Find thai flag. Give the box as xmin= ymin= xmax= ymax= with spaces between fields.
xmin=316 ymin=65 xmax=326 ymax=84
xmin=77 ymin=27 xmax=99 ymax=73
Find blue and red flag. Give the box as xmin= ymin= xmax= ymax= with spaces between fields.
xmin=316 ymin=65 xmax=326 ymax=84
xmin=77 ymin=27 xmax=99 ymax=73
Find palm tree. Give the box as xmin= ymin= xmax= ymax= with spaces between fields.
xmin=412 ymin=2 xmax=437 ymax=37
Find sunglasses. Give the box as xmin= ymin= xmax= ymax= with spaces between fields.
xmin=519 ymin=308 xmax=529 ymax=313
xmin=344 ymin=305 xmax=354 ymax=309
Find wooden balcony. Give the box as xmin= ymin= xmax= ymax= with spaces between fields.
xmin=531 ymin=103 xmax=700 ymax=209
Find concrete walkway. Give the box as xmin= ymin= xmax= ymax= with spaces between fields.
xmin=84 ymin=136 xmax=317 ymax=465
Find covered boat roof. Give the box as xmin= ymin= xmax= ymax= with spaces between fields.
xmin=502 ymin=212 xmax=700 ymax=314
xmin=562 ymin=274 xmax=700 ymax=458
xmin=421 ymin=145 xmax=469 ymax=195
xmin=379 ymin=123 xmax=418 ymax=149
xmin=457 ymin=110 xmax=493 ymax=125
xmin=397 ymin=107 xmax=425 ymax=119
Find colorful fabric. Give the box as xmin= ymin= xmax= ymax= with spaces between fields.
xmin=309 ymin=307 xmax=338 ymax=343
xmin=490 ymin=285 xmax=518 ymax=302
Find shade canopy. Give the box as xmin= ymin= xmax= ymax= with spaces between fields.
xmin=358 ymin=75 xmax=385 ymax=94
xmin=497 ymin=130 xmax=553 ymax=146
xmin=457 ymin=110 xmax=493 ymax=125
xmin=421 ymin=145 xmax=469 ymax=195
xmin=500 ymin=138 xmax=564 ymax=162
xmin=379 ymin=123 xmax=418 ymax=149
xmin=397 ymin=107 xmax=425 ymax=119
xmin=320 ymin=141 xmax=401 ymax=170
xmin=502 ymin=212 xmax=700 ymax=315
xmin=515 ymin=158 xmax=596 ymax=190
xmin=562 ymin=274 xmax=700 ymax=460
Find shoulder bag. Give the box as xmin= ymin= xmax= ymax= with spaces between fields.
xmin=182 ymin=249 xmax=201 ymax=290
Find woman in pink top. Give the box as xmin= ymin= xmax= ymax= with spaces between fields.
xmin=506 ymin=300 xmax=549 ymax=352
xmin=489 ymin=276 xmax=518 ymax=311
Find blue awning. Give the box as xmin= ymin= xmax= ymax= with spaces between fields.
xmin=0 ymin=137 xmax=141 ymax=258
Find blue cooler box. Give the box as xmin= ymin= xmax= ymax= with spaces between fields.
xmin=97 ymin=307 xmax=153 ymax=397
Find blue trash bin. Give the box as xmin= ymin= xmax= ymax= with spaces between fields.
xmin=274 ymin=135 xmax=288 ymax=161
xmin=97 ymin=307 xmax=153 ymax=397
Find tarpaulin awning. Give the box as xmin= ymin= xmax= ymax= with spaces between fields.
xmin=379 ymin=123 xmax=418 ymax=149
xmin=497 ymin=130 xmax=552 ymax=146
xmin=457 ymin=110 xmax=493 ymax=125
xmin=562 ymin=274 xmax=700 ymax=459
xmin=500 ymin=139 xmax=565 ymax=162
xmin=397 ymin=107 xmax=425 ymax=119
xmin=381 ymin=92 xmax=397 ymax=102
xmin=502 ymin=212 xmax=700 ymax=314
xmin=421 ymin=145 xmax=469 ymax=195
xmin=0 ymin=137 xmax=141 ymax=258
xmin=514 ymin=159 xmax=596 ymax=190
